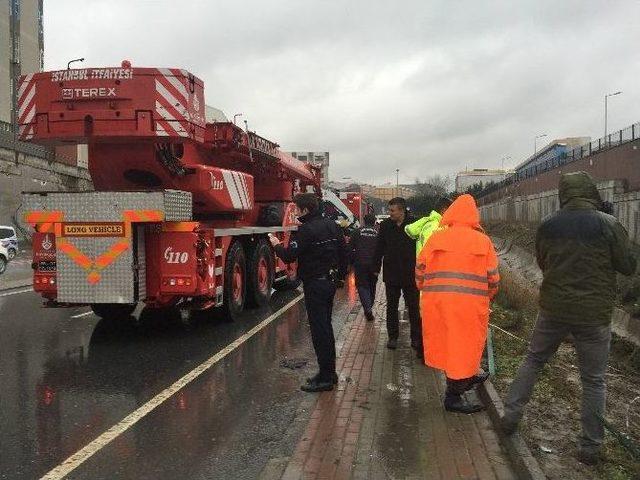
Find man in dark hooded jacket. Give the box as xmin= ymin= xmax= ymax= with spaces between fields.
xmin=501 ymin=171 xmax=636 ymax=466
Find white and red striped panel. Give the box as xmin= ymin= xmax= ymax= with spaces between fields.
xmin=17 ymin=74 xmax=37 ymax=140
xmin=221 ymin=169 xmax=253 ymax=211
xmin=154 ymin=68 xmax=192 ymax=138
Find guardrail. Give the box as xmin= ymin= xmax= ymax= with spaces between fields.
xmin=479 ymin=121 xmax=640 ymax=198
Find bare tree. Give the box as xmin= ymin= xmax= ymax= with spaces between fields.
xmin=414 ymin=174 xmax=452 ymax=197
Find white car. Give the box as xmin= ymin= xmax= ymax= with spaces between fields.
xmin=0 ymin=244 xmax=8 ymax=275
xmin=0 ymin=226 xmax=18 ymax=260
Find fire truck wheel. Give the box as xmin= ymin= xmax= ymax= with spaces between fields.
xmin=223 ymin=241 xmax=246 ymax=321
xmin=247 ymin=239 xmax=274 ymax=307
xmin=90 ymin=303 xmax=137 ymax=320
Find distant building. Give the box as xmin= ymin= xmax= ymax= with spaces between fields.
xmin=1 ymin=0 xmax=44 ymax=126
xmin=289 ymin=151 xmax=330 ymax=186
xmin=514 ymin=137 xmax=591 ymax=177
xmin=455 ymin=169 xmax=509 ymax=193
xmin=373 ymin=183 xmax=417 ymax=201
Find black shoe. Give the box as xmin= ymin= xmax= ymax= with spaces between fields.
xmin=411 ymin=339 xmax=418 ymax=349
xmin=301 ymin=379 xmax=335 ymax=393
xmin=306 ymin=372 xmax=338 ymax=385
xmin=365 ymin=311 xmax=375 ymax=322
xmin=444 ymin=397 xmax=485 ymax=414
xmin=499 ymin=416 xmax=518 ymax=436
xmin=577 ymin=449 xmax=602 ymax=466
xmin=387 ymin=339 xmax=398 ymax=350
xmin=465 ymin=372 xmax=490 ymax=391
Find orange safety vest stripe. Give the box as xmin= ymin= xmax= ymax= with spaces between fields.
xmin=421 ymin=285 xmax=489 ymax=296
xmin=423 ymin=271 xmax=488 ymax=283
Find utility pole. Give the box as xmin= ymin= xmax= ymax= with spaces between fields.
xmin=395 ymin=168 xmax=399 ymax=197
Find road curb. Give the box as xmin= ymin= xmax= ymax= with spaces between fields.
xmin=478 ymin=380 xmax=547 ymax=480
xmin=0 ymin=278 xmax=32 ymax=292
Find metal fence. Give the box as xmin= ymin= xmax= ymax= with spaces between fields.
xmin=479 ymin=121 xmax=640 ymax=198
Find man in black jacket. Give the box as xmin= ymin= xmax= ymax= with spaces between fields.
xmin=501 ymin=172 xmax=636 ymax=465
xmin=373 ymin=197 xmax=422 ymax=354
xmin=350 ymin=214 xmax=379 ymax=322
xmin=270 ymin=193 xmax=348 ymax=392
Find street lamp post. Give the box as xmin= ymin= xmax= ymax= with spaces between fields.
xmin=534 ymin=134 xmax=547 ymax=154
xmin=395 ymin=168 xmax=399 ymax=197
xmin=233 ymin=113 xmax=243 ymax=125
xmin=604 ymin=91 xmax=622 ymax=146
xmin=501 ymin=156 xmax=512 ymax=171
xmin=67 ymin=58 xmax=84 ymax=70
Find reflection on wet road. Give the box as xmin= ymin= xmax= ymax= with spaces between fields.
xmin=0 ymin=286 xmax=355 ymax=479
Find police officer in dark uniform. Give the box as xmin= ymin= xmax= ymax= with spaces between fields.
xmin=349 ymin=213 xmax=379 ymax=321
xmin=270 ymin=193 xmax=347 ymax=392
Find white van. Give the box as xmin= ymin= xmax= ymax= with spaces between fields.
xmin=0 ymin=226 xmax=18 ymax=260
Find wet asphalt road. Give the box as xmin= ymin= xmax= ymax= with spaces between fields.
xmin=0 ymin=285 xmax=356 ymax=479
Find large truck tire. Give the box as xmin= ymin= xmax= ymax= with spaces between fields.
xmin=223 ymin=241 xmax=246 ymax=321
xmin=246 ymin=239 xmax=274 ymax=307
xmin=90 ymin=303 xmax=137 ymax=320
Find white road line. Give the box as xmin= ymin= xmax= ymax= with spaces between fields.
xmin=70 ymin=311 xmax=93 ymax=319
xmin=0 ymin=287 xmax=33 ymax=298
xmin=41 ymin=293 xmax=304 ymax=480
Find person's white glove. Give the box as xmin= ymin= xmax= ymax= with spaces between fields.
xmin=268 ymin=233 xmax=281 ymax=247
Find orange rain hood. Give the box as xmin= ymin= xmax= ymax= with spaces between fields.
xmin=440 ymin=194 xmax=480 ymax=229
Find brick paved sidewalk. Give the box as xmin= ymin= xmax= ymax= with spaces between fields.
xmin=280 ymin=291 xmax=516 ymax=480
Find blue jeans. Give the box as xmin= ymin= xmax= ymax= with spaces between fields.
xmin=504 ymin=312 xmax=611 ymax=453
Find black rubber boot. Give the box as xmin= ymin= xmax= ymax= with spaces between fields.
xmin=464 ymin=371 xmax=490 ymax=391
xmin=306 ymin=372 xmax=338 ymax=385
xmin=444 ymin=396 xmax=485 ymax=414
xmin=301 ymin=379 xmax=335 ymax=393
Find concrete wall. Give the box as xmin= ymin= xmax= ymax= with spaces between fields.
xmin=480 ymin=179 xmax=640 ymax=243
xmin=0 ymin=146 xmax=92 ymax=239
xmin=0 ymin=1 xmax=12 ymax=123
xmin=19 ymin=0 xmax=41 ymax=74
xmin=478 ymin=138 xmax=640 ymax=206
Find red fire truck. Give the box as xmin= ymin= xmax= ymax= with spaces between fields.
xmin=18 ymin=61 xmax=322 ymax=321
xmin=339 ymin=191 xmax=374 ymax=225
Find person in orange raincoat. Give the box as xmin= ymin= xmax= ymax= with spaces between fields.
xmin=416 ymin=194 xmax=499 ymax=414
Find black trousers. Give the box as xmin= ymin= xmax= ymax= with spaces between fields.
xmin=354 ymin=266 xmax=377 ymax=315
xmin=385 ymin=283 xmax=421 ymax=345
xmin=303 ymin=278 xmax=337 ymax=382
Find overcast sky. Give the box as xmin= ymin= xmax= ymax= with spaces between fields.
xmin=44 ymin=0 xmax=640 ymax=186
